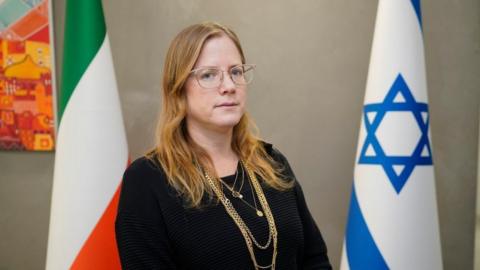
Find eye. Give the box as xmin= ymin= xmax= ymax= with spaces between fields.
xmin=230 ymin=67 xmax=244 ymax=77
xmin=199 ymin=69 xmax=219 ymax=81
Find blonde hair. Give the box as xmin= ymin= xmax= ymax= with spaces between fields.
xmin=148 ymin=22 xmax=293 ymax=207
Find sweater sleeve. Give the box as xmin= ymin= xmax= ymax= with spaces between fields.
xmin=271 ymin=147 xmax=332 ymax=270
xmin=294 ymin=181 xmax=332 ymax=269
xmin=115 ymin=158 xmax=177 ymax=269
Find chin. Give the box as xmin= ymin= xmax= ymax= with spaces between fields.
xmin=212 ymin=115 xmax=243 ymax=129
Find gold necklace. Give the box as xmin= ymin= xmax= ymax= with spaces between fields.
xmin=220 ymin=162 xmax=244 ymax=199
xmin=220 ymin=164 xmax=271 ymax=248
xmin=204 ymin=161 xmax=278 ymax=270
xmin=219 ymin=164 xmax=264 ymax=217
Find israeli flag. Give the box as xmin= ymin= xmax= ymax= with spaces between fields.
xmin=340 ymin=1 xmax=443 ymax=269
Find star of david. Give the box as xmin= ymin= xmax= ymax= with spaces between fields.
xmin=358 ymin=73 xmax=433 ymax=193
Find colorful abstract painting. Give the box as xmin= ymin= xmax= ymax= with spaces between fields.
xmin=0 ymin=0 xmax=55 ymax=151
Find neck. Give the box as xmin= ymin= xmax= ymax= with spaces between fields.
xmin=186 ymin=121 xmax=238 ymax=171
xmin=186 ymin=120 xmax=240 ymax=177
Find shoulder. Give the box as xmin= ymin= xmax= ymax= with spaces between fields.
xmin=118 ymin=156 xmax=174 ymax=218
xmin=121 ymin=155 xmax=176 ymax=198
xmin=260 ymin=140 xmax=285 ymax=163
xmin=122 ymin=156 xmax=170 ymax=189
xmin=124 ymin=156 xmax=164 ymax=178
xmin=261 ymin=142 xmax=308 ymax=199
xmin=260 ymin=140 xmax=297 ymax=181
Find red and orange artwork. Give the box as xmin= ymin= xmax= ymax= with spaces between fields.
xmin=0 ymin=0 xmax=55 ymax=151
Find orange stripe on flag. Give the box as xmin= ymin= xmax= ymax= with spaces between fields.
xmin=70 ymin=159 xmax=130 ymax=269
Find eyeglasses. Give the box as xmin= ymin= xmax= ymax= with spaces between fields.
xmin=189 ymin=64 xmax=256 ymax=89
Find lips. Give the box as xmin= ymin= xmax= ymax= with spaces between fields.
xmin=215 ymin=102 xmax=238 ymax=107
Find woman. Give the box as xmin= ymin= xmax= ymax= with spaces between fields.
xmin=115 ymin=22 xmax=332 ymax=270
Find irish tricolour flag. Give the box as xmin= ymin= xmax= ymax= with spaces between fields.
xmin=341 ymin=0 xmax=443 ymax=269
xmin=46 ymin=0 xmax=128 ymax=269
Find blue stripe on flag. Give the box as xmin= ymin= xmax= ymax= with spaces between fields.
xmin=346 ymin=184 xmax=389 ymax=270
xmin=410 ymin=0 xmax=423 ymax=29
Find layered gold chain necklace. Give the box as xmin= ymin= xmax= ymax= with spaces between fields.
xmin=219 ymin=163 xmax=264 ymax=217
xmin=204 ymin=161 xmax=278 ymax=270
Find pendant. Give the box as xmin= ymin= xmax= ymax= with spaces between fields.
xmin=232 ymin=191 xmax=243 ymax=199
xmin=257 ymin=210 xmax=264 ymax=217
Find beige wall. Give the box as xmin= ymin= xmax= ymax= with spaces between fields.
xmin=0 ymin=0 xmax=478 ymax=269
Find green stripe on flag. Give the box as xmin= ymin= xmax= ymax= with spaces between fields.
xmin=59 ymin=0 xmax=107 ymax=122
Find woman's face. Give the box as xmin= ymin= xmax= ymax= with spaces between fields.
xmin=184 ymin=34 xmax=247 ymax=133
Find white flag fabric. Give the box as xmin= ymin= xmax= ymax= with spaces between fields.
xmin=340 ymin=0 xmax=443 ymax=269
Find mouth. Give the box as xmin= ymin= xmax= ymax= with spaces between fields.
xmin=215 ymin=102 xmax=239 ymax=108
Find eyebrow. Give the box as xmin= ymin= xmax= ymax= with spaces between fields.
xmin=193 ymin=64 xmax=243 ymax=70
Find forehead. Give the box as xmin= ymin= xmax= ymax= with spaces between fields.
xmin=194 ymin=34 xmax=243 ymax=68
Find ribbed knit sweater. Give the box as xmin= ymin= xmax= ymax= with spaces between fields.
xmin=115 ymin=143 xmax=332 ymax=269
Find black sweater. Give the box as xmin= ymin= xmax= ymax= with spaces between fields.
xmin=115 ymin=144 xmax=332 ymax=269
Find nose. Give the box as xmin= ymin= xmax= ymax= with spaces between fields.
xmin=219 ymin=71 xmax=236 ymax=94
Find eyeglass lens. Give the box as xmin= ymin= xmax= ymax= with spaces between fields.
xmin=195 ymin=65 xmax=254 ymax=89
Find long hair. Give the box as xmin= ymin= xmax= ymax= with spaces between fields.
xmin=148 ymin=22 xmax=293 ymax=207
